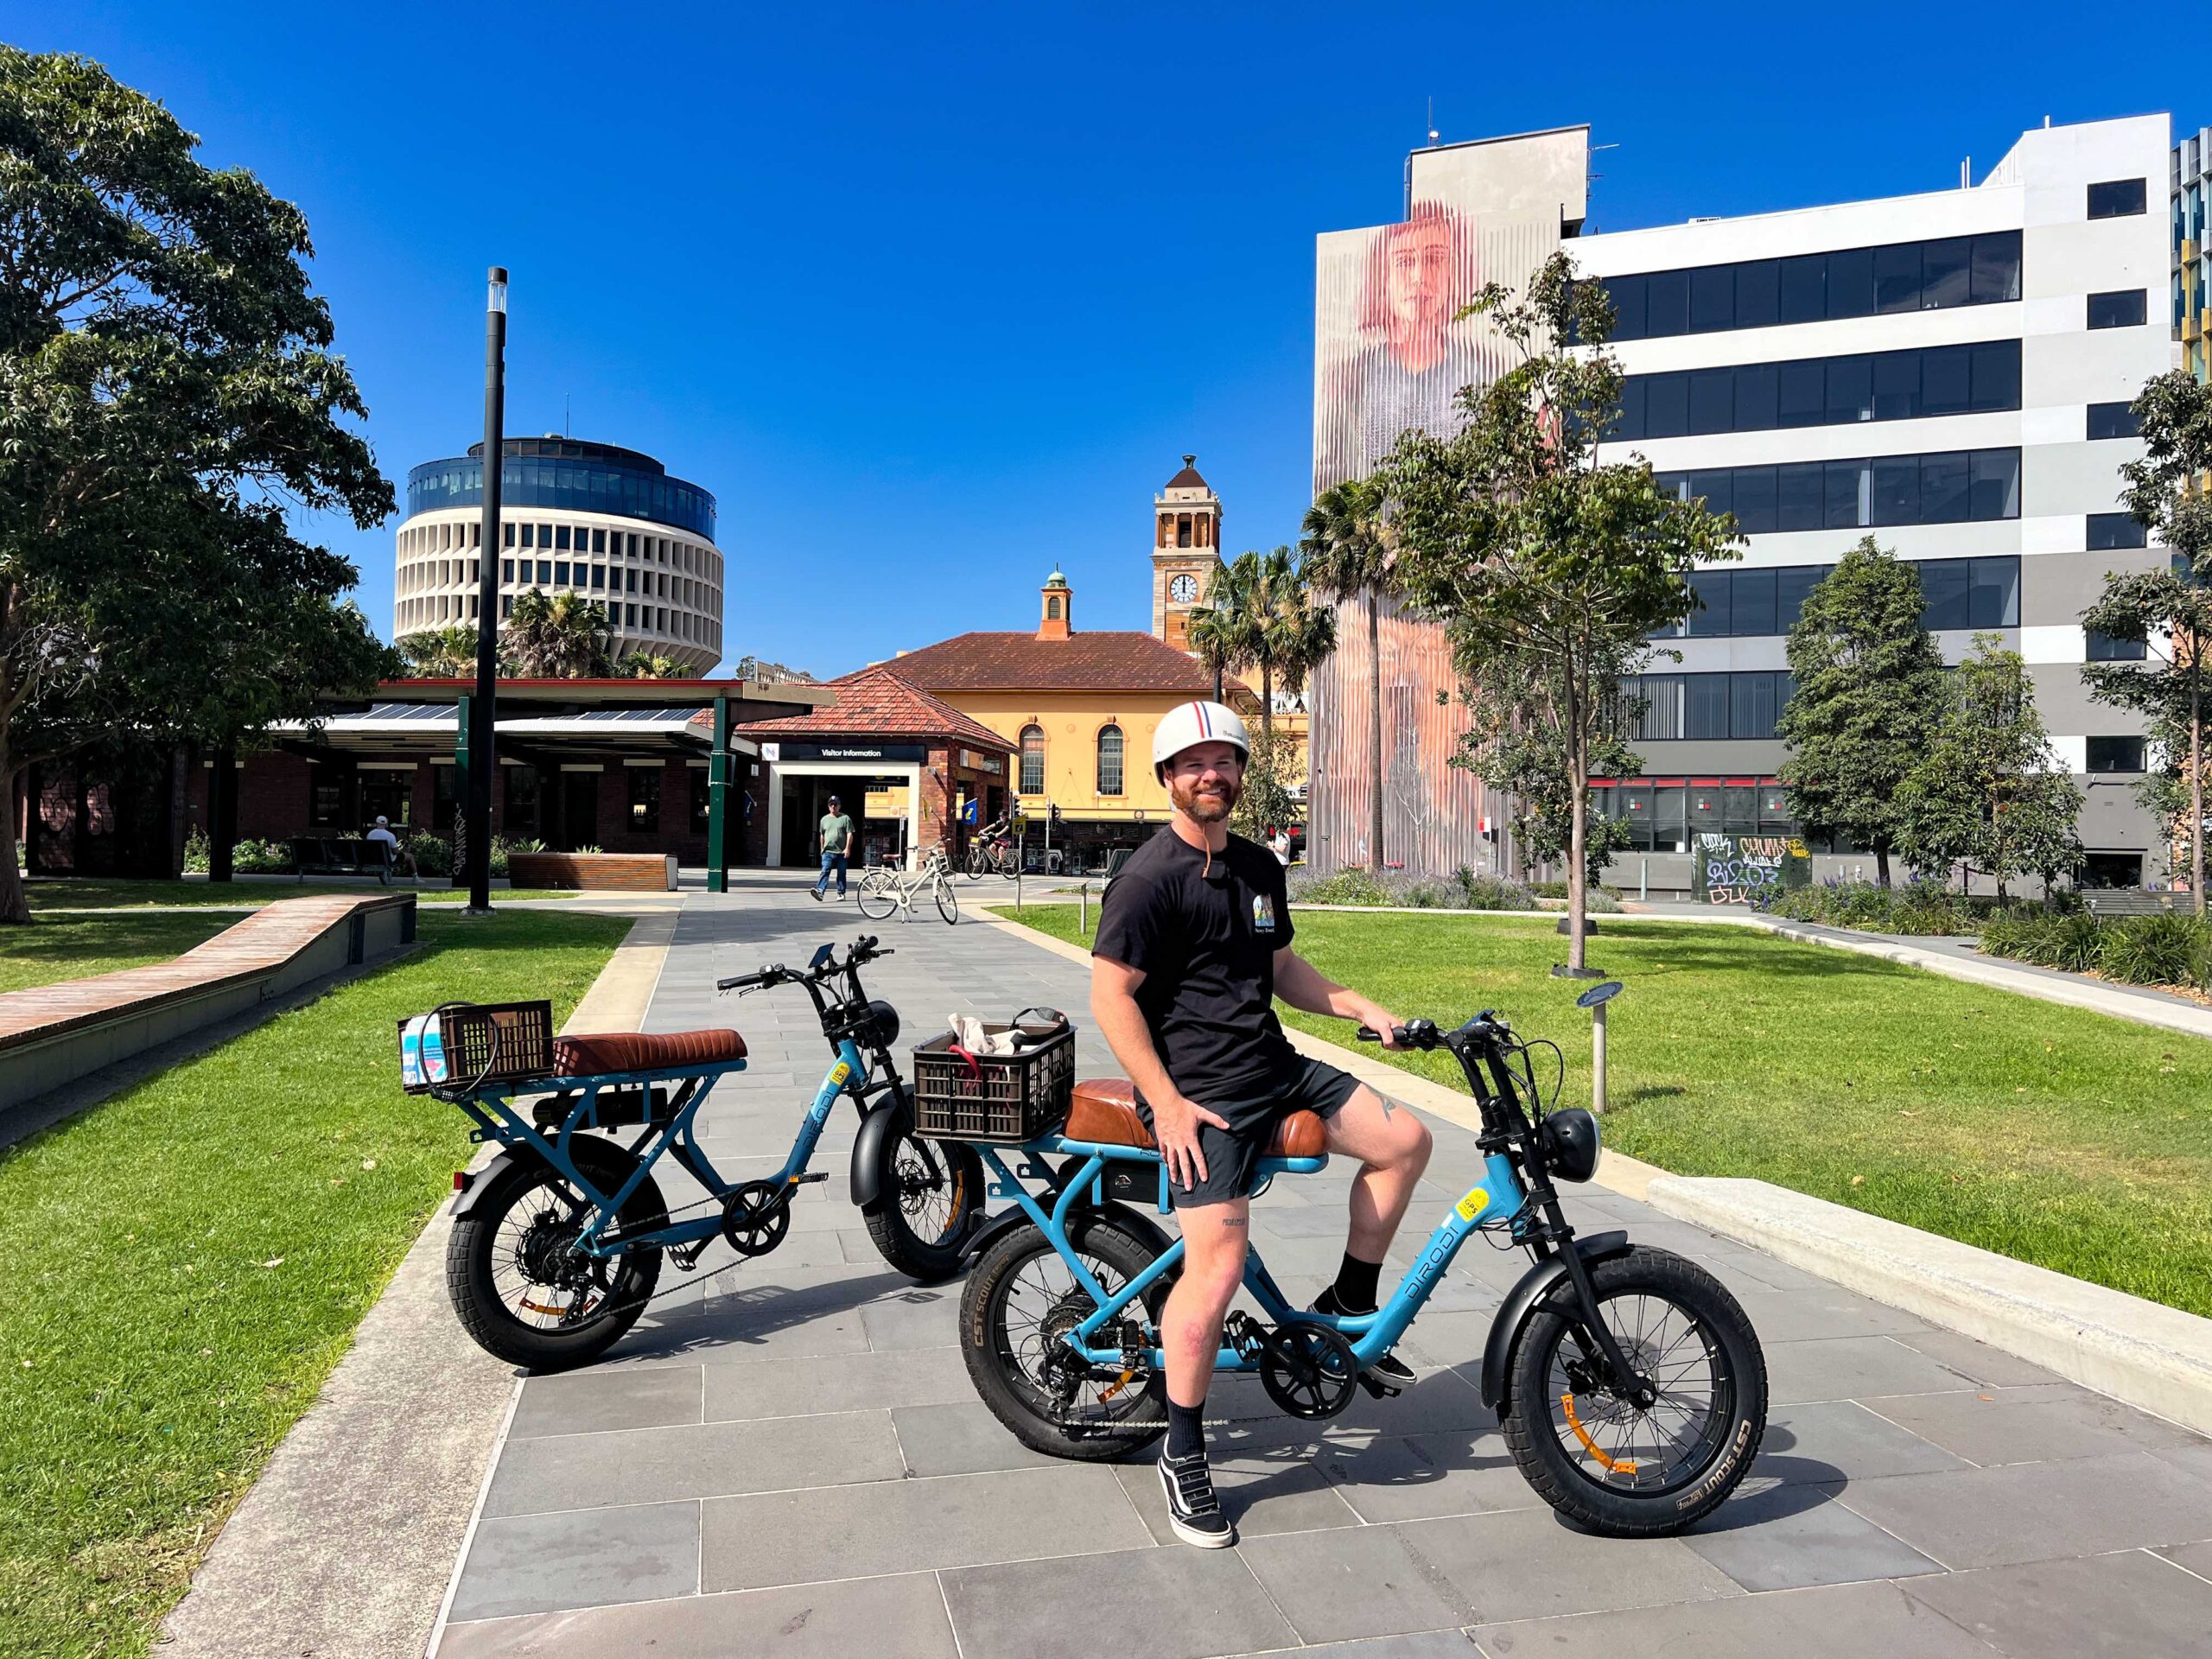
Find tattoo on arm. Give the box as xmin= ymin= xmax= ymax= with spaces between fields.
xmin=1220 ymin=1216 xmax=1247 ymax=1230
xmin=1379 ymin=1096 xmax=1395 ymax=1119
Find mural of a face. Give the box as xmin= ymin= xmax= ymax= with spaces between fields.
xmin=1384 ymin=216 xmax=1457 ymax=349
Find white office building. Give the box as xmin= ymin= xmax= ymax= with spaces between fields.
xmin=1308 ymin=116 xmax=2174 ymax=887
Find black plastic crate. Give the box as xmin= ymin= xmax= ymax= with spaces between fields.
xmin=911 ymin=1021 xmax=1074 ymax=1143
xmin=398 ymin=1000 xmax=555 ymax=1095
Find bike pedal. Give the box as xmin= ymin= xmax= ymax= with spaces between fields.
xmin=786 ymin=1171 xmax=830 ymax=1186
xmin=1357 ymin=1373 xmax=1402 ymax=1401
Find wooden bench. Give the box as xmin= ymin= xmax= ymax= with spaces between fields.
xmin=0 ymin=893 xmax=416 ymax=1111
xmin=507 ymin=852 xmax=676 ymax=892
xmin=289 ymin=837 xmax=397 ymax=880
xmin=2082 ymin=889 xmax=2182 ymax=918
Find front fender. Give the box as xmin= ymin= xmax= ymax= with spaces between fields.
xmin=849 ymin=1096 xmax=903 ymax=1212
xmin=1478 ymin=1230 xmax=1634 ymax=1416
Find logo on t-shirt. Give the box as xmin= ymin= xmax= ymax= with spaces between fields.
xmin=1251 ymin=893 xmax=1278 ymax=932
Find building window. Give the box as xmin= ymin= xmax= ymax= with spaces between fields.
xmin=1096 ymin=724 xmax=1124 ymax=795
xmin=1046 ymin=595 xmax=1061 ymax=620
xmin=536 ymin=560 xmax=552 ymax=585
xmin=2088 ymin=289 xmax=2147 ymax=329
xmin=502 ymin=521 xmax=515 ymax=548
xmin=591 ymin=565 xmax=605 ymax=588
xmin=627 ymin=767 xmax=661 ymax=833
xmin=520 ymin=523 xmax=535 ymax=549
xmin=1656 ymin=448 xmax=2019 ymax=534
xmin=2086 ymin=735 xmax=2145 ymax=772
xmin=308 ymin=776 xmax=343 ymax=829
xmin=2088 ymin=401 xmax=2142 ymax=440
xmin=2087 ymin=628 xmax=2147 ymax=661
xmin=2088 ymin=512 xmax=2148 ymax=550
xmin=1019 ymin=724 xmax=1046 ymax=795
xmin=501 ymin=558 xmax=514 ymax=583
xmin=1599 ymin=231 xmax=2020 ymax=341
xmin=1622 ymin=671 xmax=1795 ymax=740
xmin=2088 ymin=179 xmax=2148 ymax=219
xmin=500 ymin=595 xmax=512 ymax=619
xmin=591 ymin=527 xmax=606 ymax=553
xmin=554 ymin=561 xmax=570 ymax=587
xmin=505 ymin=766 xmax=540 ymax=836
xmin=1613 ymin=342 xmax=2019 ymax=442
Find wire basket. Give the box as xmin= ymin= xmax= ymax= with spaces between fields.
xmin=911 ymin=1020 xmax=1074 ymax=1143
xmin=397 ymin=1000 xmax=555 ymax=1095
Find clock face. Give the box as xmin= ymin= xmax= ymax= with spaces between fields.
xmin=1169 ymin=574 xmax=1198 ymax=603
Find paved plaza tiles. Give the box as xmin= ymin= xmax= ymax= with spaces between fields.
xmin=432 ymin=876 xmax=2212 ymax=1657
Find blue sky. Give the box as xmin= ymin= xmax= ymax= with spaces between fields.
xmin=12 ymin=3 xmax=2196 ymax=677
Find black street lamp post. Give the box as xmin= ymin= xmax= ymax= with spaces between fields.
xmin=466 ymin=266 xmax=507 ymax=912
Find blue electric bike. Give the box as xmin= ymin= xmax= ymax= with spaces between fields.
xmin=441 ymin=936 xmax=982 ymax=1371
xmin=954 ymin=1007 xmax=1766 ymax=1536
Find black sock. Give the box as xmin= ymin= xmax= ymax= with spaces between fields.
xmin=1330 ymin=1252 xmax=1383 ymax=1315
xmin=1166 ymin=1395 xmax=1206 ymax=1459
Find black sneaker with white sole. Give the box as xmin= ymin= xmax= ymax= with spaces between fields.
xmin=1311 ymin=1287 xmax=1416 ymax=1388
xmin=1157 ymin=1450 xmax=1236 ymax=1548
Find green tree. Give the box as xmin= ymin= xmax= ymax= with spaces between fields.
xmin=1380 ymin=251 xmax=1740 ymax=969
xmin=1893 ymin=633 xmax=2083 ymax=901
xmin=2081 ymin=571 xmax=2212 ymax=910
xmin=0 ymin=48 xmax=392 ymax=920
xmin=1452 ymin=647 xmax=1641 ymax=887
xmin=1300 ymin=477 xmax=1395 ymax=872
xmin=1228 ymin=725 xmax=1302 ymax=842
xmin=618 ymin=651 xmax=685 ymax=679
xmin=398 ymin=625 xmax=480 ymax=677
xmin=1775 ymin=537 xmax=1948 ymax=888
xmin=501 ymin=588 xmax=613 ymax=678
xmin=2105 ymin=368 xmax=2212 ymax=910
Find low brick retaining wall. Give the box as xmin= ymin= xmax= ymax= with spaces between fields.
xmin=506 ymin=852 xmax=676 ymax=892
xmin=0 ymin=893 xmax=416 ymax=1111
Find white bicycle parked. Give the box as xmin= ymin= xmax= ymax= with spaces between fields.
xmin=858 ymin=847 xmax=960 ymax=925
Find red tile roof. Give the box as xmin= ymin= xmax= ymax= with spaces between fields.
xmin=726 ymin=664 xmax=1014 ymax=751
xmin=887 ymin=630 xmax=1251 ymax=698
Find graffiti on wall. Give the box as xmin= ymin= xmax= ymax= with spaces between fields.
xmin=1694 ymin=834 xmax=1812 ymax=906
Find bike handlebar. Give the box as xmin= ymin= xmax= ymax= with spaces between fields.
xmin=716 ymin=936 xmax=893 ymax=994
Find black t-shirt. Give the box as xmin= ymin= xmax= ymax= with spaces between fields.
xmin=1091 ymin=827 xmax=1298 ymax=1100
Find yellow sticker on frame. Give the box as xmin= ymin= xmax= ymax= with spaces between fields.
xmin=1456 ymin=1187 xmax=1489 ymax=1223
xmin=830 ymin=1061 xmax=851 ymax=1085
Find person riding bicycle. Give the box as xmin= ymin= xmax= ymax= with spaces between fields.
xmin=1090 ymin=700 xmax=1432 ymax=1548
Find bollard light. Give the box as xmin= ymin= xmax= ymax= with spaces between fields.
xmin=1575 ymin=979 xmax=1624 ymax=1114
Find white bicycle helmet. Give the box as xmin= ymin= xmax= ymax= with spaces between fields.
xmin=1152 ymin=700 xmax=1250 ymax=779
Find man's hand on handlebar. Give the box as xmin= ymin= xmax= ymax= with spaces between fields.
xmin=1150 ymin=1090 xmax=1230 ymax=1192
xmin=1345 ymin=997 xmax=1408 ymax=1050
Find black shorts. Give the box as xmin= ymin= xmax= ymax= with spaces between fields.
xmin=1137 ymin=1055 xmax=1363 ymax=1210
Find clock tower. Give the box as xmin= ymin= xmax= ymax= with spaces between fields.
xmin=1152 ymin=454 xmax=1223 ymax=653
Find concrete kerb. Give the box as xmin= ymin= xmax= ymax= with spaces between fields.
xmin=980 ymin=905 xmax=2212 ymax=1448
xmin=158 ymin=906 xmax=675 ymax=1659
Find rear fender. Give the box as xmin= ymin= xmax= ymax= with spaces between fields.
xmin=1478 ymin=1230 xmax=1634 ymax=1416
xmin=448 ymin=1133 xmax=641 ymax=1222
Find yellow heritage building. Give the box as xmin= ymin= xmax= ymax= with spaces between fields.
xmin=888 ymin=458 xmax=1299 ymax=868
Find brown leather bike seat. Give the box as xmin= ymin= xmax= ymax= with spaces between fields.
xmin=554 ymin=1029 xmax=747 ymax=1076
xmin=1065 ymin=1077 xmax=1327 ymax=1159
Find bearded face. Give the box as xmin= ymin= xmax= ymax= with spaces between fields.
xmin=1163 ymin=742 xmax=1244 ymax=823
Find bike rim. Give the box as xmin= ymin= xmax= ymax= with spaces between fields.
xmin=990 ymin=1245 xmax=1158 ymax=1432
xmin=892 ymin=1137 xmax=965 ymax=1248
xmin=488 ymin=1177 xmax=631 ymax=1332
xmin=1540 ymin=1290 xmax=1732 ymax=1496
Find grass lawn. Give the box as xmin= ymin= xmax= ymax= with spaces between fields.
xmin=993 ymin=904 xmax=2212 ymax=1321
xmin=0 ymin=912 xmax=240 ymax=995
xmin=22 ymin=879 xmax=585 ymax=910
xmin=0 ymin=908 xmax=631 ymax=1659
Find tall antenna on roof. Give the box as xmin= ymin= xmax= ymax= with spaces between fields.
xmin=1427 ymin=96 xmax=1439 ymax=144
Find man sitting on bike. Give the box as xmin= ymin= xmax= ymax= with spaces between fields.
xmin=1090 ymin=700 xmax=1432 ymax=1548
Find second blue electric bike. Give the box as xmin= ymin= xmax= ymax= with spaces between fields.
xmin=953 ymin=1006 xmax=1766 ymax=1536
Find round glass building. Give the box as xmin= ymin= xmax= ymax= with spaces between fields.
xmin=394 ymin=437 xmax=723 ymax=674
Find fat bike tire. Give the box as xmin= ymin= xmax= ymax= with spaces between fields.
xmin=861 ymin=1102 xmax=984 ymax=1282
xmin=446 ymin=1135 xmax=666 ymax=1373
xmin=1500 ymin=1245 xmax=1765 ymax=1536
xmin=961 ymin=1212 xmax=1168 ymax=1462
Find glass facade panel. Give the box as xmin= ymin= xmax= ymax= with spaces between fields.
xmin=1826 ymin=247 xmax=1875 ymax=318
xmin=2087 ymin=627 xmax=2147 ymax=661
xmin=1777 ymin=462 xmax=1824 ymax=531
xmin=1653 ymin=785 xmax=1687 ymax=851
xmin=1778 ymin=254 xmax=1826 ymax=323
xmin=1777 ymin=564 xmax=1828 ymax=632
xmin=1689 ymin=265 xmax=1735 ymax=331
xmin=2087 ymin=289 xmax=2148 ymax=329
xmin=1970 ymin=232 xmax=2023 ymax=302
xmin=1920 ymin=559 xmax=1971 ymax=629
xmin=2086 ymin=735 xmax=2146 ymax=772
xmin=1613 ymin=342 xmax=2018 ymax=441
xmin=1685 ymin=674 xmax=1731 ymax=739
xmin=1777 ymin=359 xmax=1825 ymax=428
xmin=1826 ymin=356 xmax=1873 ymax=424
xmin=2087 ymin=178 xmax=2148 ymax=219
xmin=1872 ymin=243 xmax=1922 ymax=313
xmin=1732 ymin=568 xmax=1777 ymax=637
xmin=1688 ymin=571 xmax=1731 ymax=636
xmin=1735 ymin=260 xmax=1780 ymax=327
xmin=1921 ymin=238 xmax=1972 ymax=308
xmin=1730 ymin=672 xmax=1779 ymax=739
xmin=2088 ymin=400 xmax=2141 ymax=439
xmin=1688 ymin=369 xmax=1734 ymax=435
xmin=1968 ymin=556 xmax=2019 ymax=628
xmin=1917 ymin=453 xmax=1971 ymax=524
xmin=1733 ymin=466 xmax=1777 ymax=534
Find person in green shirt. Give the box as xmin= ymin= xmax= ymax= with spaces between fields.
xmin=810 ymin=796 xmax=855 ymax=900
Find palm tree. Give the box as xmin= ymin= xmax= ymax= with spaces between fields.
xmin=1300 ymin=478 xmax=1395 ymax=872
xmin=619 ymin=651 xmax=683 ymax=679
xmin=502 ymin=588 xmax=613 ymax=678
xmin=1249 ymin=545 xmax=1336 ymax=743
xmin=397 ymin=624 xmax=479 ymax=678
xmin=1185 ymin=556 xmax=1254 ymax=703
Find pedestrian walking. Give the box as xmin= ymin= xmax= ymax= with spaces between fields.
xmin=811 ymin=795 xmax=855 ymax=900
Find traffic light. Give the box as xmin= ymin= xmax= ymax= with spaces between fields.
xmin=1048 ymin=804 xmax=1062 ymax=831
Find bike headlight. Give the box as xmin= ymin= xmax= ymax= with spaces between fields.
xmin=861 ymin=998 xmax=899 ymax=1049
xmin=1539 ymin=1108 xmax=1601 ymax=1184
